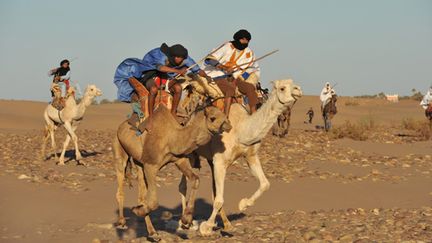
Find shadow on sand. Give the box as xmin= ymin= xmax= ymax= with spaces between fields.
xmin=114 ymin=198 xmax=246 ymax=240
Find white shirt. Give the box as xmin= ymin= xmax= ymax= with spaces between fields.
xmin=201 ymin=42 xmax=260 ymax=79
xmin=320 ymin=86 xmax=335 ymax=103
xmin=420 ymin=89 xmax=432 ymax=109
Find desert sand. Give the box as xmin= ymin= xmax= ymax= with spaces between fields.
xmin=0 ymin=96 xmax=431 ymax=242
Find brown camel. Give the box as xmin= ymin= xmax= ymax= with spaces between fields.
xmin=113 ymin=104 xmax=231 ymax=239
xmin=322 ymin=93 xmax=337 ymax=132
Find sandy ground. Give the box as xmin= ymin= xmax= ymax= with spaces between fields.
xmin=0 ymin=97 xmax=431 ymax=242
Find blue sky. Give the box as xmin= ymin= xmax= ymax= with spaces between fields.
xmin=0 ymin=0 xmax=431 ymax=101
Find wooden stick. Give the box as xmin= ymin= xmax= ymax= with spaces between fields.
xmin=233 ymin=49 xmax=279 ymax=70
xmin=170 ymin=42 xmax=226 ymax=81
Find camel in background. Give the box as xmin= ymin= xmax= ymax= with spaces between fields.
xmin=113 ymin=105 xmax=231 ymax=239
xmin=41 ymin=84 xmax=102 ymax=165
xmin=186 ymin=79 xmax=302 ymax=236
xmin=272 ymin=106 xmax=293 ymax=137
xmin=322 ymin=93 xmax=337 ymax=132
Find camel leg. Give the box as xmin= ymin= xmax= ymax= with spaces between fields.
xmin=199 ymin=158 xmax=227 ymax=236
xmin=41 ymin=125 xmax=51 ymax=160
xmin=132 ymin=164 xmax=159 ymax=238
xmin=58 ymin=134 xmax=71 ymax=165
xmin=49 ymin=125 xmax=58 ymax=160
xmin=206 ymin=159 xmax=233 ymax=231
xmin=62 ymin=122 xmax=83 ymax=165
xmin=175 ymin=158 xmax=200 ymax=228
xmin=238 ymin=153 xmax=270 ymax=212
xmin=113 ymin=136 xmax=128 ymax=228
xmin=136 ymin=164 xmax=157 ymax=236
xmin=179 ymin=175 xmax=187 ymax=215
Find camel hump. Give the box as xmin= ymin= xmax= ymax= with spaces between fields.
xmin=142 ymin=105 xmax=178 ymax=132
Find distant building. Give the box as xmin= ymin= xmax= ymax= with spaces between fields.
xmin=385 ymin=94 xmax=399 ymax=102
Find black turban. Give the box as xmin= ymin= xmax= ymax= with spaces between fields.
xmin=60 ymin=59 xmax=70 ymax=66
xmin=233 ymin=29 xmax=251 ymax=41
xmin=169 ymin=44 xmax=188 ymax=58
xmin=231 ymin=29 xmax=251 ymax=50
xmin=56 ymin=59 xmax=70 ymax=76
xmin=160 ymin=43 xmax=188 ymax=66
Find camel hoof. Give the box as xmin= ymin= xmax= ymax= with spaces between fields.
xmin=116 ymin=218 xmax=127 ymax=229
xmin=199 ymin=221 xmax=215 ymax=236
xmin=147 ymin=232 xmax=161 ymax=241
xmin=181 ymin=213 xmax=193 ymax=228
xmin=238 ymin=198 xmax=250 ymax=212
xmin=57 ymin=161 xmax=65 ymax=166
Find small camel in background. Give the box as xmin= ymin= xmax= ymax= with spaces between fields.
xmin=41 ymin=84 xmax=102 ymax=165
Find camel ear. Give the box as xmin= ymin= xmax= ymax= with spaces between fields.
xmin=272 ymin=80 xmax=280 ymax=89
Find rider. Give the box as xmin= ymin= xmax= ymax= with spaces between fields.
xmin=48 ymin=59 xmax=71 ymax=97
xmin=202 ymin=29 xmax=260 ymax=115
xmin=125 ymin=43 xmax=212 ymax=118
xmin=320 ymin=82 xmax=336 ymax=109
xmin=420 ymin=85 xmax=432 ymax=114
xmin=306 ymin=107 xmax=314 ymax=124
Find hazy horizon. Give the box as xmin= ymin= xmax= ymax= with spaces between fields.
xmin=1 ymin=0 xmax=431 ymax=102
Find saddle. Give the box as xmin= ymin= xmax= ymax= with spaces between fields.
xmin=51 ymin=97 xmax=66 ymax=111
xmin=127 ymin=88 xmax=173 ymax=134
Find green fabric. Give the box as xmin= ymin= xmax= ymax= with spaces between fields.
xmin=131 ymin=102 xmax=144 ymax=118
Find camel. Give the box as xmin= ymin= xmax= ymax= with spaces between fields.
xmin=180 ymin=79 xmax=302 ymax=236
xmin=322 ymin=93 xmax=337 ymax=131
xmin=113 ymin=104 xmax=232 ymax=239
xmin=272 ymin=106 xmax=293 ymax=137
xmin=426 ymin=103 xmax=432 ymax=129
xmin=41 ymin=84 xmax=102 ymax=165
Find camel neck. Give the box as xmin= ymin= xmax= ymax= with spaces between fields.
xmin=76 ymin=94 xmax=93 ymax=117
xmin=237 ymin=91 xmax=289 ymax=145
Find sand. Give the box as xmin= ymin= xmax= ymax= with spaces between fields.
xmin=0 ymin=97 xmax=430 ymax=242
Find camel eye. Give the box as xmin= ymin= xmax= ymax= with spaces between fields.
xmin=210 ymin=117 xmax=216 ymax=122
xmin=280 ymin=87 xmax=285 ymax=92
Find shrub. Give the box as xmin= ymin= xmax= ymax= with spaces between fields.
xmin=401 ymin=118 xmax=431 ymax=140
xmin=330 ymin=120 xmax=369 ymax=141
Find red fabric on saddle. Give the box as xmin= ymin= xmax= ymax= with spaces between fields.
xmin=63 ymin=79 xmax=70 ymax=90
xmin=426 ymin=104 xmax=432 ymax=114
xmin=154 ymin=76 xmax=168 ymax=88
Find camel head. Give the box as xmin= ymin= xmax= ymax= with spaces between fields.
xmin=203 ymin=106 xmax=232 ymax=134
xmin=271 ymin=79 xmax=302 ymax=106
xmin=51 ymin=83 xmax=62 ymax=97
xmin=85 ymin=84 xmax=103 ymax=98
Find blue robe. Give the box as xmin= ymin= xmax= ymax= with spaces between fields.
xmin=113 ymin=58 xmax=148 ymax=102
xmin=113 ymin=48 xmax=200 ymax=102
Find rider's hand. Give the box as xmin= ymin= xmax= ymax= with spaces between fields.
xmin=177 ymin=67 xmax=188 ymax=76
xmin=217 ymin=64 xmax=234 ymax=74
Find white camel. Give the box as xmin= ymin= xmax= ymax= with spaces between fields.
xmin=191 ymin=79 xmax=302 ymax=235
xmin=41 ymin=84 xmax=102 ymax=165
